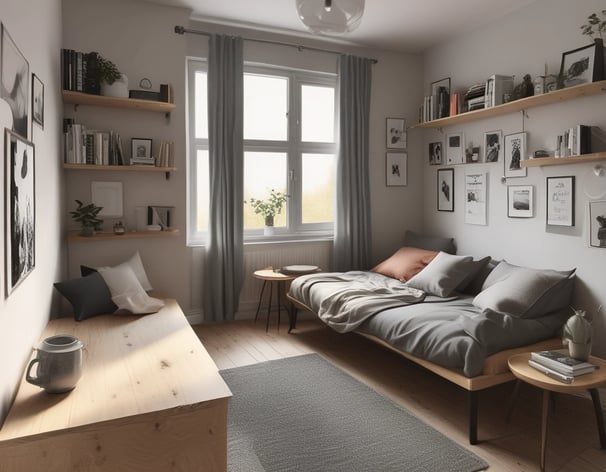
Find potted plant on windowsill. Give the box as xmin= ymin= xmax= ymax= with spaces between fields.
xmin=246 ymin=190 xmax=289 ymax=236
xmin=70 ymin=200 xmax=104 ymax=236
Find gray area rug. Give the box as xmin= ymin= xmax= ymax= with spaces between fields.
xmin=221 ymin=354 xmax=488 ymax=472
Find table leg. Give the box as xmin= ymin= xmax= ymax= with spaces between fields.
xmin=277 ymin=281 xmax=282 ymax=332
xmin=266 ymin=282 xmax=273 ymax=333
xmin=540 ymin=390 xmax=550 ymax=472
xmin=254 ymin=280 xmax=268 ymax=323
xmin=589 ymin=388 xmax=606 ymax=449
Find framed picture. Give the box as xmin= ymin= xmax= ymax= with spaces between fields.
xmin=428 ymin=141 xmax=442 ymax=165
xmin=91 ymin=181 xmax=123 ymax=218
xmin=504 ymin=132 xmax=527 ymax=178
xmin=385 ymin=152 xmax=407 ymax=186
xmin=559 ymin=41 xmax=604 ymax=88
xmin=446 ymin=132 xmax=464 ymax=164
xmin=430 ymin=77 xmax=451 ymax=119
xmin=589 ymin=200 xmax=606 ymax=248
xmin=31 ymin=73 xmax=44 ymax=129
xmin=386 ymin=117 xmax=406 ymax=149
xmin=437 ymin=168 xmax=454 ymax=212
xmin=4 ymin=128 xmax=35 ymax=295
xmin=508 ymin=185 xmax=534 ymax=218
xmin=464 ymin=172 xmax=487 ymax=225
xmin=131 ymin=138 xmax=152 ymax=160
xmin=1 ymin=23 xmax=29 ymax=139
xmin=483 ymin=130 xmax=502 ymax=163
xmin=546 ymin=176 xmax=575 ymax=226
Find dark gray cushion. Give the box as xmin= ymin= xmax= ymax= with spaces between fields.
xmin=54 ymin=272 xmax=117 ymax=321
xmin=456 ymin=256 xmax=493 ymax=294
xmin=406 ymin=251 xmax=475 ymax=297
xmin=403 ymin=230 xmax=456 ymax=254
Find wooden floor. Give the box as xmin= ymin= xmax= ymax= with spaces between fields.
xmin=193 ymin=317 xmax=606 ymax=472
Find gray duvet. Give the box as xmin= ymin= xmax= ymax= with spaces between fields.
xmin=289 ymin=271 xmax=568 ymax=377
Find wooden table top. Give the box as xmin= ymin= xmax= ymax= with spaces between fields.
xmin=253 ymin=269 xmax=298 ymax=281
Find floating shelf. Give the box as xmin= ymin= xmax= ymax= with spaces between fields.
xmin=522 ymin=151 xmax=606 ymax=168
xmin=413 ymin=80 xmax=606 ymax=129
xmin=63 ymin=163 xmax=177 ymax=173
xmin=62 ymin=90 xmax=176 ymax=114
xmin=68 ymin=229 xmax=179 ymax=242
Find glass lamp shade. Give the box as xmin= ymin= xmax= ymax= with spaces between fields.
xmin=296 ymin=0 xmax=365 ymax=34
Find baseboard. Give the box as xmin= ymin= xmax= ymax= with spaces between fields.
xmin=184 ymin=308 xmax=203 ymax=325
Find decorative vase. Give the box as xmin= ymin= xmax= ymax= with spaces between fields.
xmin=101 ymin=74 xmax=129 ymax=98
xmin=79 ymin=226 xmax=95 ymax=237
xmin=563 ymin=309 xmax=592 ymax=361
xmin=264 ymin=215 xmax=275 ymax=236
xmin=568 ymin=341 xmax=592 ymax=362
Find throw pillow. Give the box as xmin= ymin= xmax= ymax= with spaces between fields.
xmin=98 ymin=264 xmax=164 ymax=314
xmin=81 ymin=251 xmax=153 ymax=291
xmin=403 ymin=230 xmax=456 ymax=254
xmin=405 ymin=251 xmax=475 ymax=297
xmin=54 ymin=272 xmax=118 ymax=321
xmin=371 ymin=247 xmax=438 ymax=282
xmin=455 ymin=256 xmax=492 ymax=294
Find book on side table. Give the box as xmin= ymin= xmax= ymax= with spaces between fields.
xmin=530 ymin=350 xmax=597 ymax=376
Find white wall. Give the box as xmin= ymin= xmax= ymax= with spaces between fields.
xmin=422 ymin=0 xmax=606 ymax=356
xmin=0 ymin=0 xmax=63 ymax=424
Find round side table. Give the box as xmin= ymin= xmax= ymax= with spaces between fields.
xmin=252 ymin=270 xmax=296 ymax=333
xmin=508 ymin=352 xmax=606 ymax=472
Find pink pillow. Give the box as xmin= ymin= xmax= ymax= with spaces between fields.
xmin=371 ymin=247 xmax=438 ymax=282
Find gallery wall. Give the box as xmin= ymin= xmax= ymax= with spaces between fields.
xmin=422 ymin=0 xmax=606 ymax=357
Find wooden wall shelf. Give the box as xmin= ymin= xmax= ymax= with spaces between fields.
xmin=68 ymin=229 xmax=179 ymax=242
xmin=63 ymin=90 xmax=176 ymax=114
xmin=63 ymin=163 xmax=177 ymax=173
xmin=413 ymin=80 xmax=606 ymax=129
xmin=522 ymin=151 xmax=606 ymax=168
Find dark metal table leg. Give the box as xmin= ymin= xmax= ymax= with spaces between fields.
xmin=254 ymin=280 xmax=267 ymax=323
xmin=266 ymin=282 xmax=273 ymax=333
xmin=590 ymin=388 xmax=606 ymax=449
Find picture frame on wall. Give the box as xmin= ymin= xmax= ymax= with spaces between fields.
xmin=428 ymin=141 xmax=442 ymax=165
xmin=589 ymin=200 xmax=606 ymax=248
xmin=483 ymin=130 xmax=502 ymax=163
xmin=385 ymin=152 xmax=407 ymax=186
xmin=437 ymin=168 xmax=454 ymax=212
xmin=1 ymin=23 xmax=29 ymax=139
xmin=504 ymin=132 xmax=527 ymax=178
xmin=446 ymin=132 xmax=464 ymax=164
xmin=507 ymin=185 xmax=534 ymax=218
xmin=32 ymin=73 xmax=44 ymax=129
xmin=386 ymin=117 xmax=406 ymax=149
xmin=464 ymin=172 xmax=487 ymax=225
xmin=546 ymin=176 xmax=575 ymax=226
xmin=559 ymin=40 xmax=604 ymax=88
xmin=4 ymin=128 xmax=35 ymax=296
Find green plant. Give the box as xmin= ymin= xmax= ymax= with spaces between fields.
xmin=246 ymin=190 xmax=289 ymax=224
xmin=92 ymin=52 xmax=122 ymax=85
xmin=70 ymin=200 xmax=103 ymax=236
xmin=581 ymin=11 xmax=606 ymax=40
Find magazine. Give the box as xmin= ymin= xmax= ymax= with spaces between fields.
xmin=530 ymin=350 xmax=596 ymax=376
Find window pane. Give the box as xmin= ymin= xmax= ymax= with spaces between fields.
xmin=196 ymin=149 xmax=209 ymax=232
xmin=301 ymin=85 xmax=335 ymax=143
xmin=244 ymin=74 xmax=288 ymax=141
xmin=195 ymin=72 xmax=208 ymax=139
xmin=244 ymin=152 xmax=287 ymax=229
xmin=302 ymin=153 xmax=335 ymax=224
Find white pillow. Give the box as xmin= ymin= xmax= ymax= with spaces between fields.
xmin=98 ymin=264 xmax=164 ymax=314
xmin=98 ymin=251 xmax=153 ymax=291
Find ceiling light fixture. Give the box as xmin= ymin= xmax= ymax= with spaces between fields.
xmin=296 ymin=0 xmax=365 ymax=34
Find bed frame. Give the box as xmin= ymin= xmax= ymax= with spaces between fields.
xmin=286 ymin=294 xmax=562 ymax=445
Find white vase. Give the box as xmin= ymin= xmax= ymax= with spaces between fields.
xmin=101 ymin=74 xmax=129 ymax=98
xmin=264 ymin=226 xmax=275 ymax=236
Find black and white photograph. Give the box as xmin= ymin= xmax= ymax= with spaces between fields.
xmin=508 ymin=185 xmax=534 ymax=218
xmin=589 ymin=200 xmax=606 ymax=248
xmin=559 ymin=41 xmax=604 ymax=88
xmin=437 ymin=168 xmax=454 ymax=212
xmin=430 ymin=77 xmax=451 ymax=119
xmin=385 ymin=152 xmax=407 ymax=186
xmin=386 ymin=117 xmax=406 ymax=149
xmin=546 ymin=176 xmax=575 ymax=226
xmin=464 ymin=172 xmax=487 ymax=225
xmin=131 ymin=137 xmax=153 ymax=163
xmin=1 ymin=23 xmax=29 ymax=139
xmin=446 ymin=132 xmax=464 ymax=164
xmin=32 ymin=73 xmax=44 ymax=128
xmin=428 ymin=141 xmax=442 ymax=165
xmin=504 ymin=132 xmax=527 ymax=178
xmin=5 ymin=128 xmax=35 ymax=295
xmin=483 ymin=130 xmax=502 ymax=163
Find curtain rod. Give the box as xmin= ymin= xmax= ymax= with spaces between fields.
xmin=174 ymin=25 xmax=378 ymax=64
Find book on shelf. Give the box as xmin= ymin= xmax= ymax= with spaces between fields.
xmin=484 ymin=74 xmax=514 ymax=108
xmin=528 ymin=359 xmax=574 ymax=384
xmin=63 ymin=123 xmax=125 ymax=166
xmin=530 ymin=350 xmax=597 ymax=376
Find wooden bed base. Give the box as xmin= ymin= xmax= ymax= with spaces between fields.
xmin=286 ymin=293 xmax=563 ymax=445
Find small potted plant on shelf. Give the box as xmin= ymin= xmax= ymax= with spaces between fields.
xmin=581 ymin=11 xmax=606 ymax=40
xmin=246 ymin=189 xmax=289 ymax=236
xmin=70 ymin=200 xmax=103 ymax=236
xmin=89 ymin=51 xmax=128 ymax=98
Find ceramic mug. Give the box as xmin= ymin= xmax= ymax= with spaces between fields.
xmin=26 ymin=335 xmax=84 ymax=393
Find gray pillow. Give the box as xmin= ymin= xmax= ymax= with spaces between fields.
xmin=54 ymin=272 xmax=118 ymax=321
xmin=403 ymin=230 xmax=456 ymax=254
xmin=472 ymin=261 xmax=576 ymax=318
xmin=406 ymin=251 xmax=475 ymax=297
xmin=456 ymin=256 xmax=493 ymax=294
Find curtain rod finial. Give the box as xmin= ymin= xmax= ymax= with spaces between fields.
xmin=174 ymin=25 xmax=185 ymax=35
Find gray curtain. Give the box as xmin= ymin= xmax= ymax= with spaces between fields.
xmin=202 ymin=34 xmax=244 ymax=321
xmin=333 ymin=54 xmax=372 ymax=271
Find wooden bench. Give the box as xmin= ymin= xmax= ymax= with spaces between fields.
xmin=0 ymin=299 xmax=231 ymax=471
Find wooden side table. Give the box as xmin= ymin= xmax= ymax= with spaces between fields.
xmin=253 ymin=269 xmax=297 ymax=332
xmin=508 ymin=352 xmax=606 ymax=472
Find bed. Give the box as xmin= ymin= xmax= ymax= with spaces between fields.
xmin=286 ymin=232 xmax=576 ymax=444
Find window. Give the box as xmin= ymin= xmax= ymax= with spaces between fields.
xmin=187 ymin=59 xmax=337 ymax=245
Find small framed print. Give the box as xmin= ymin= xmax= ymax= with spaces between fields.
xmin=386 ymin=117 xmax=406 ymax=149
xmin=91 ymin=181 xmax=123 ymax=218
xmin=484 ymin=130 xmax=502 ymax=163
xmin=131 ymin=138 xmax=152 ymax=160
xmin=589 ymin=200 xmax=606 ymax=248
xmin=386 ymin=152 xmax=407 ymax=186
xmin=437 ymin=168 xmax=454 ymax=212
xmin=446 ymin=132 xmax=464 ymax=164
xmin=508 ymin=185 xmax=534 ymax=218
xmin=428 ymin=141 xmax=442 ymax=165
xmin=464 ymin=172 xmax=487 ymax=225
xmin=546 ymin=176 xmax=575 ymax=226
xmin=31 ymin=73 xmax=44 ymax=129
xmin=559 ymin=41 xmax=604 ymax=88
xmin=504 ymin=132 xmax=527 ymax=178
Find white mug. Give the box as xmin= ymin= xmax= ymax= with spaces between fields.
xmin=26 ymin=335 xmax=84 ymax=393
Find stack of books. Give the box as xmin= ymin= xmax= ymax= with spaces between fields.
xmin=464 ymin=84 xmax=486 ymax=112
xmin=484 ymin=74 xmax=514 ymax=108
xmin=528 ymin=350 xmax=597 ymax=384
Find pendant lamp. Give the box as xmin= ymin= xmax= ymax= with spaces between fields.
xmin=296 ymin=0 xmax=365 ymax=34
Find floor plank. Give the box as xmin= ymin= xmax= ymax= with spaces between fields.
xmin=194 ymin=318 xmax=606 ymax=472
